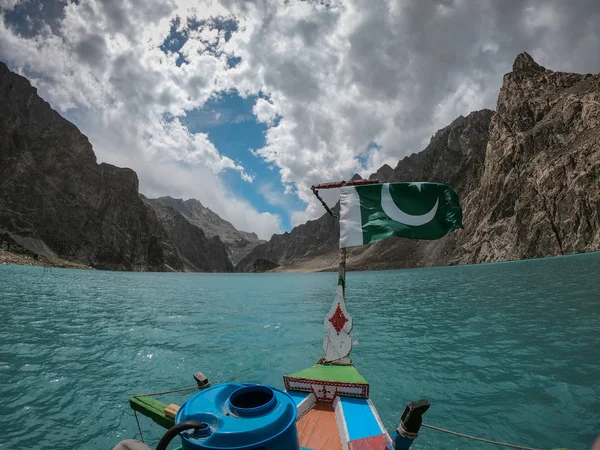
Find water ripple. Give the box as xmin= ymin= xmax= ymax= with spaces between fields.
xmin=1 ymin=253 xmax=599 ymax=449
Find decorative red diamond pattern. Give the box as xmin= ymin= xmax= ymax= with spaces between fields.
xmin=329 ymin=303 xmax=348 ymax=334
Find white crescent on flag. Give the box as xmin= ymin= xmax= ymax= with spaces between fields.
xmin=380 ymin=183 xmax=439 ymax=226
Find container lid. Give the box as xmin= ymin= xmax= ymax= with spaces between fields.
xmin=176 ymin=383 xmax=297 ymax=449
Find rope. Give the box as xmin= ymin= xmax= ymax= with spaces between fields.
xmin=132 ymin=385 xmax=201 ymax=398
xmin=133 ymin=410 xmax=145 ymax=443
xmin=311 ymin=186 xmax=339 ymax=218
xmin=397 ymin=422 xmax=419 ymax=440
xmin=421 ymin=423 xmax=541 ymax=450
xmin=130 ymin=385 xmax=204 ymax=444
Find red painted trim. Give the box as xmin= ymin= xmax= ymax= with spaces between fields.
xmin=311 ymin=179 xmax=380 ymax=190
xmin=284 ymin=376 xmax=370 ymax=400
xmin=348 ymin=434 xmax=389 ymax=450
xmin=329 ymin=303 xmax=348 ymax=333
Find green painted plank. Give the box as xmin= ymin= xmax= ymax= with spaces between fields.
xmin=129 ymin=396 xmax=174 ymax=429
xmin=286 ymin=364 xmax=368 ymax=384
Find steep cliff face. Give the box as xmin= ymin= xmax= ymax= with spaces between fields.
xmin=237 ymin=109 xmax=494 ymax=272
xmin=455 ymin=53 xmax=600 ymax=263
xmin=0 ymin=62 xmax=170 ymax=271
xmin=138 ymin=197 xmax=184 ymax=272
xmin=151 ymin=196 xmax=264 ymax=265
xmin=142 ymin=198 xmax=233 ymax=272
xmin=368 ymin=164 xmax=393 ymax=181
xmin=342 ymin=108 xmax=495 ymax=270
xmin=235 ymin=204 xmax=340 ymax=272
xmin=238 ymin=53 xmax=600 ymax=272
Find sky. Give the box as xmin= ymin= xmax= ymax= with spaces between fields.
xmin=1 ymin=0 xmax=599 ymax=240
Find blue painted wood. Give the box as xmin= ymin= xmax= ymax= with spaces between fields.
xmin=392 ymin=430 xmax=415 ymax=449
xmin=339 ymin=397 xmax=383 ymax=441
xmin=287 ymin=391 xmax=310 ymax=406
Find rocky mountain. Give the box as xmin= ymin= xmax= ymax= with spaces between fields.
xmin=0 ymin=62 xmax=233 ymax=272
xmin=142 ymin=197 xmax=233 ymax=272
xmin=368 ymin=164 xmax=394 ymax=182
xmin=237 ymin=108 xmax=493 ymax=271
xmin=235 ymin=204 xmax=340 ymax=272
xmin=149 ymin=196 xmax=264 ymax=265
xmin=3 ymin=52 xmax=597 ymax=273
xmin=0 ymin=62 xmax=169 ymax=270
xmin=456 ymin=52 xmax=600 ymax=263
xmin=237 ymin=53 xmax=600 ymax=272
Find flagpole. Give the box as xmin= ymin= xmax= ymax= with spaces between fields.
xmin=311 ymin=178 xmax=380 ymax=365
xmin=339 ymin=247 xmax=346 ymax=297
xmin=311 ymin=178 xmax=379 ymax=297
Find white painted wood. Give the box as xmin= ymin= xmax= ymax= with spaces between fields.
xmin=334 ymin=396 xmax=350 ymax=450
xmin=323 ymin=285 xmax=353 ymax=362
xmin=296 ymin=393 xmax=316 ymax=420
xmin=286 ymin=381 xmax=365 ymax=398
xmin=367 ymin=398 xmax=393 ymax=445
xmin=311 ymin=383 xmax=337 ymax=401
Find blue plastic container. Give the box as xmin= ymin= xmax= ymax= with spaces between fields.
xmin=175 ymin=383 xmax=299 ymax=450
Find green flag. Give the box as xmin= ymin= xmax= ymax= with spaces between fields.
xmin=339 ymin=182 xmax=462 ymax=248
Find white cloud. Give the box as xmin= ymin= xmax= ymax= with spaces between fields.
xmin=221 ymin=0 xmax=600 ymax=224
xmin=0 ymin=0 xmax=279 ymax=238
xmin=253 ymin=97 xmax=277 ymax=125
xmin=0 ymin=0 xmax=22 ymax=11
xmin=138 ymin=162 xmax=281 ymax=238
xmin=2 ymin=0 xmax=600 ymax=233
xmin=72 ymin=109 xmax=280 ymax=239
xmin=523 ymin=3 xmax=563 ymax=32
xmin=258 ymin=182 xmax=299 ymax=211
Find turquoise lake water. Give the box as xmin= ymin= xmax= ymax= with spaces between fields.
xmin=0 ymin=253 xmax=599 ymax=450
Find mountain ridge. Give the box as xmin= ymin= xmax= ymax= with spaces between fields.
xmin=237 ymin=52 xmax=600 ymax=272
xmin=2 ymin=52 xmax=598 ymax=272
xmin=141 ymin=196 xmax=233 ymax=272
xmin=149 ymin=196 xmax=264 ymax=265
xmin=0 ymin=61 xmax=169 ymax=271
xmin=0 ymin=61 xmax=248 ymax=272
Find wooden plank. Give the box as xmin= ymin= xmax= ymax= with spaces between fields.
xmin=129 ymin=396 xmax=174 ymax=429
xmin=296 ymin=402 xmax=342 ymax=450
xmin=165 ymin=403 xmax=180 ymax=419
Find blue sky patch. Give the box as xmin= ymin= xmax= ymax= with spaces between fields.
xmin=182 ymin=90 xmax=304 ymax=231
xmin=4 ymin=0 xmax=66 ymax=37
xmin=354 ymin=142 xmax=382 ymax=169
xmin=160 ymin=15 xmax=240 ymax=68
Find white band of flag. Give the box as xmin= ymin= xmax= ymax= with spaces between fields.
xmin=339 ymin=186 xmax=363 ymax=248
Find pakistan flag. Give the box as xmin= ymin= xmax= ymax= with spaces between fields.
xmin=339 ymin=182 xmax=463 ymax=248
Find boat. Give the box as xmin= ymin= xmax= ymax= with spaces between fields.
xmin=114 ymin=178 xmax=520 ymax=450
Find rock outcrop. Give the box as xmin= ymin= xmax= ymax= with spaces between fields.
xmin=237 ymin=109 xmax=493 ymax=271
xmin=3 ymin=52 xmax=597 ymax=273
xmin=0 ymin=62 xmax=171 ymax=271
xmin=150 ymin=196 xmax=264 ymax=265
xmin=142 ymin=197 xmax=233 ymax=272
xmin=238 ymin=53 xmax=600 ymax=272
xmin=0 ymin=62 xmax=238 ymax=272
xmin=245 ymin=258 xmax=279 ymax=273
xmin=455 ymin=52 xmax=600 ymax=263
xmin=235 ymin=204 xmax=340 ymax=272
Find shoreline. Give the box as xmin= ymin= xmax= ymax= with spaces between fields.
xmin=2 ymin=249 xmax=597 ymax=273
xmin=0 ymin=250 xmax=92 ymax=270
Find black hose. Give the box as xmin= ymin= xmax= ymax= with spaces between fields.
xmin=155 ymin=420 xmax=207 ymax=450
